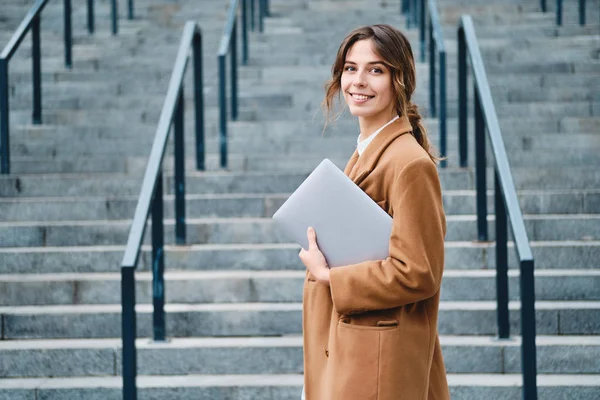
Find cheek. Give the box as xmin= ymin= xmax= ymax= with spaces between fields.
xmin=373 ymin=80 xmax=393 ymax=99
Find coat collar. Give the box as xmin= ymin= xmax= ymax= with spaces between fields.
xmin=344 ymin=116 xmax=412 ymax=185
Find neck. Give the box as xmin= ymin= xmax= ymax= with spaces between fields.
xmin=358 ymin=112 xmax=398 ymax=141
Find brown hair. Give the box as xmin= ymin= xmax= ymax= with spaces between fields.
xmin=323 ymin=24 xmax=439 ymax=163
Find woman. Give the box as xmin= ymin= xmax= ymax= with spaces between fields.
xmin=299 ymin=24 xmax=450 ymax=399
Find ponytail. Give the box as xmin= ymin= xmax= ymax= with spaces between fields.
xmin=405 ymin=102 xmax=442 ymax=164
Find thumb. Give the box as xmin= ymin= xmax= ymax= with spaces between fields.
xmin=307 ymin=227 xmax=317 ymax=250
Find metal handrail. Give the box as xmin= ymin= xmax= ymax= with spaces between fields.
xmin=542 ymin=0 xmax=588 ymax=26
xmin=426 ymin=0 xmax=447 ymax=168
xmin=218 ymin=0 xmax=263 ymax=169
xmin=458 ymin=15 xmax=537 ymax=400
xmin=120 ymin=21 xmax=204 ymax=399
xmin=0 ymin=0 xmax=124 ymax=174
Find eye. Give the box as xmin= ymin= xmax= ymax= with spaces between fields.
xmin=343 ymin=65 xmax=356 ymax=72
xmin=371 ymin=67 xmax=384 ymax=74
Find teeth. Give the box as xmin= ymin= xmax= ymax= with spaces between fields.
xmin=352 ymin=94 xmax=371 ymax=100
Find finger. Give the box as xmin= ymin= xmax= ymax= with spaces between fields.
xmin=307 ymin=227 xmax=317 ymax=250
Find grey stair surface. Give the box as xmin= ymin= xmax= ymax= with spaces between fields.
xmin=1 ymin=0 xmax=599 ymax=398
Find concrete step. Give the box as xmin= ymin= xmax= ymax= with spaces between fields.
xmin=2 ymin=188 xmax=598 ymax=223
xmin=7 ymin=145 xmax=600 ymax=171
xmin=441 ymin=23 xmax=600 ymax=39
xmin=9 ymin=115 xmax=599 ymax=143
xmin=0 ymin=373 xmax=598 ymax=400
xmin=0 ymin=269 xmax=598 ymax=306
xmin=0 ymin=241 xmax=597 ymax=274
xmin=1 ymin=300 xmax=599 ymax=339
xmin=0 ymin=335 xmax=599 ymax=378
xmin=2 ymin=214 xmax=599 ymax=248
xmin=2 ymin=166 xmax=600 ymax=199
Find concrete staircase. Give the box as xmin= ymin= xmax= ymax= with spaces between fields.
xmin=0 ymin=0 xmax=599 ymax=398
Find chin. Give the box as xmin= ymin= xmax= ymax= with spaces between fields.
xmin=348 ymin=107 xmax=376 ymax=118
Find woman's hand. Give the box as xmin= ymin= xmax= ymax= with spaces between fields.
xmin=299 ymin=227 xmax=330 ymax=285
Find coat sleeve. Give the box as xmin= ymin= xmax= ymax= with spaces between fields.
xmin=329 ymin=156 xmax=446 ymax=315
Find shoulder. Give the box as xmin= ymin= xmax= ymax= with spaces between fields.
xmin=379 ymin=133 xmax=436 ymax=177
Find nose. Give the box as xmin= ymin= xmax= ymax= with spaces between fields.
xmin=352 ymin=69 xmax=367 ymax=87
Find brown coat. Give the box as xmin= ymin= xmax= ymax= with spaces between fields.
xmin=302 ymin=117 xmax=450 ymax=400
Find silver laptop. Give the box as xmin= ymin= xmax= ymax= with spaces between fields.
xmin=272 ymin=159 xmax=392 ymax=268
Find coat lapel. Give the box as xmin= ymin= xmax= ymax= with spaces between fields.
xmin=347 ymin=116 xmax=412 ymax=185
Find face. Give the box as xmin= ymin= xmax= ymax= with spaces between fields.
xmin=341 ymin=39 xmax=396 ymax=126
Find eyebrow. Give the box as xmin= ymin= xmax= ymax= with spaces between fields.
xmin=344 ymin=61 xmax=386 ymax=66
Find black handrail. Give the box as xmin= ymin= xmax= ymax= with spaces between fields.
xmin=120 ymin=21 xmax=204 ymax=399
xmin=425 ymin=0 xmax=447 ymax=168
xmin=0 ymin=0 xmax=125 ymax=174
xmin=458 ymin=15 xmax=537 ymax=400
xmin=1 ymin=0 xmax=66 ymax=174
xmin=542 ymin=0 xmax=588 ymax=26
xmin=218 ymin=0 xmax=263 ymax=169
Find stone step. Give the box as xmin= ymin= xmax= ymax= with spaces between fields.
xmin=0 ymin=373 xmax=598 ymax=400
xmin=2 ymin=167 xmax=600 ymax=199
xmin=0 ymin=269 xmax=597 ymax=306
xmin=1 ymin=300 xmax=599 ymax=339
xmin=9 ymin=116 xmax=599 ymax=144
xmin=0 ymin=190 xmax=600 ymax=223
xmin=2 ymin=214 xmax=599 ymax=248
xmin=8 ymin=87 xmax=293 ymax=110
xmin=1 ymin=188 xmax=598 ymax=222
xmin=0 ymin=241 xmax=597 ymax=274
xmin=8 ymin=97 xmax=600 ymax=127
xmin=441 ymin=23 xmax=600 ymax=39
xmin=7 ymin=145 xmax=600 ymax=171
xmin=7 ymin=70 xmax=600 ymax=103
xmin=0 ymin=335 xmax=599 ymax=378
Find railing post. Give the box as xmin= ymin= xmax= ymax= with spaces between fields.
xmin=259 ymin=0 xmax=265 ymax=33
xmin=87 ymin=0 xmax=95 ymax=34
xmin=402 ymin=0 xmax=409 ymax=14
xmin=540 ymin=0 xmax=547 ymax=12
xmin=419 ymin=0 xmax=425 ymax=62
xmin=64 ymin=0 xmax=72 ymax=68
xmin=112 ymin=0 xmax=118 ymax=35
xmin=0 ymin=59 xmax=9 ymax=175
xmin=405 ymin=0 xmax=412 ymax=29
xmin=521 ymin=258 xmax=538 ymax=400
xmin=412 ymin=0 xmax=418 ymax=28
xmin=428 ymin=19 xmax=436 ymax=118
xmin=494 ymin=169 xmax=509 ymax=339
xmin=174 ymin=88 xmax=186 ymax=245
xmin=32 ymin=15 xmax=42 ymax=124
xmin=231 ymin=20 xmax=239 ymax=121
xmin=129 ymin=0 xmax=134 ymax=20
xmin=474 ymin=86 xmax=488 ymax=241
xmin=151 ymin=171 xmax=166 ymax=342
xmin=242 ymin=0 xmax=249 ymax=65
xmin=579 ymin=0 xmax=586 ymax=25
xmin=439 ymin=49 xmax=447 ymax=169
xmin=193 ymin=31 xmax=205 ymax=171
xmin=121 ymin=266 xmax=137 ymax=400
xmin=458 ymin=27 xmax=468 ymax=168
xmin=218 ymin=55 xmax=228 ymax=169
xmin=556 ymin=0 xmax=563 ymax=25
xmin=250 ymin=0 xmax=256 ymax=31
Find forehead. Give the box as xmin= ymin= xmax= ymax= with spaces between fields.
xmin=345 ymin=39 xmax=383 ymax=63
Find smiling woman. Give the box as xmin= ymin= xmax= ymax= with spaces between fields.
xmin=300 ymin=24 xmax=449 ymax=400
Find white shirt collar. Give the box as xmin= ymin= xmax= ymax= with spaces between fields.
xmin=357 ymin=115 xmax=400 ymax=156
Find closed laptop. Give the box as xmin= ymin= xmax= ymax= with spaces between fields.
xmin=272 ymin=159 xmax=392 ymax=268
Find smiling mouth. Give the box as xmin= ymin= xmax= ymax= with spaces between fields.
xmin=350 ymin=93 xmax=375 ymax=100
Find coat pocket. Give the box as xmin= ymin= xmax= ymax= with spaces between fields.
xmin=326 ymin=319 xmax=399 ymax=400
